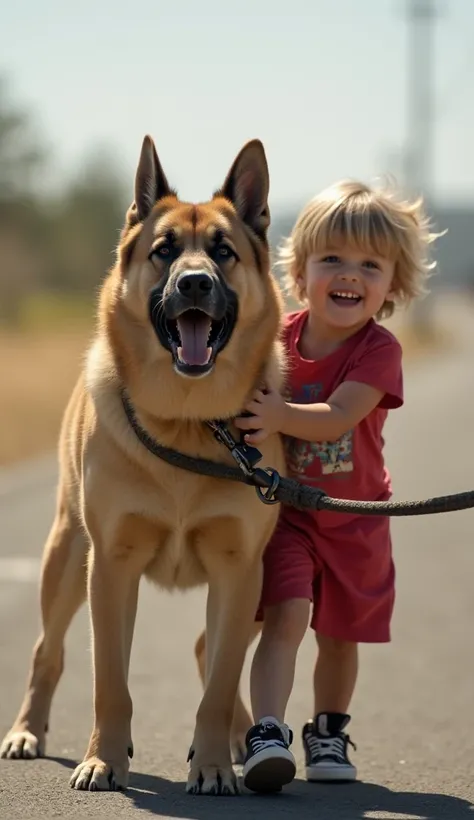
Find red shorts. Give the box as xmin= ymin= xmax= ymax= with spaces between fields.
xmin=256 ymin=506 xmax=395 ymax=643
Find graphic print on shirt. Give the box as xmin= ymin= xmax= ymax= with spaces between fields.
xmin=314 ymin=430 xmax=354 ymax=474
xmin=285 ymin=430 xmax=354 ymax=476
xmin=284 ymin=381 xmax=354 ymax=477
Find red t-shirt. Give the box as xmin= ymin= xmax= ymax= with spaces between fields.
xmin=282 ymin=311 xmax=403 ymax=521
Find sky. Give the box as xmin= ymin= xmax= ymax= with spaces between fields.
xmin=2 ymin=0 xmax=473 ymax=213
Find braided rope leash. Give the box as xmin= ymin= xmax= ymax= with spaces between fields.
xmin=121 ymin=392 xmax=474 ymax=517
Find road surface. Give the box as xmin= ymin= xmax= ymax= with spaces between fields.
xmin=1 ymin=309 xmax=474 ymax=819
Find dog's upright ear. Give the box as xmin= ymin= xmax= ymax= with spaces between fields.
xmin=218 ymin=139 xmax=270 ymax=238
xmin=127 ymin=135 xmax=174 ymax=225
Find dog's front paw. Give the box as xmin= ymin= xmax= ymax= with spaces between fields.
xmin=186 ymin=761 xmax=239 ymax=796
xmin=1 ymin=727 xmax=45 ymax=760
xmin=70 ymin=755 xmax=129 ymax=791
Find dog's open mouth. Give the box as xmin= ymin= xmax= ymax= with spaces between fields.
xmin=152 ymin=305 xmax=236 ymax=377
xmin=169 ymin=309 xmax=226 ymax=366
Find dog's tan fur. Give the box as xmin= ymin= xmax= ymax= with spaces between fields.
xmin=0 ymin=136 xmax=285 ymax=795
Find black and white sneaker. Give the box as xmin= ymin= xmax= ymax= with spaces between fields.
xmin=243 ymin=717 xmax=296 ymax=793
xmin=302 ymin=712 xmax=357 ymax=782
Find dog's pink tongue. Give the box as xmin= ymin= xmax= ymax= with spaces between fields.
xmin=176 ymin=313 xmax=212 ymax=366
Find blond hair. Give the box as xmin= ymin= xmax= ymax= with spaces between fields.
xmin=277 ymin=179 xmax=442 ymax=319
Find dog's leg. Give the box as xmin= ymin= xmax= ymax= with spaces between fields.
xmin=1 ymin=507 xmax=87 ymax=760
xmin=187 ymin=524 xmax=264 ymax=796
xmin=69 ymin=516 xmax=149 ymax=792
xmin=194 ymin=622 xmax=261 ymax=765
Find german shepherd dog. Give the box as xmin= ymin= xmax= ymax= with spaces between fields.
xmin=1 ymin=135 xmax=286 ymax=795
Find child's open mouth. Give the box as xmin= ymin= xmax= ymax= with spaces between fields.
xmin=329 ymin=290 xmax=362 ymax=307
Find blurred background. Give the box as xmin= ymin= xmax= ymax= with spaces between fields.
xmin=1 ymin=0 xmax=473 ymax=465
xmin=1 ymin=6 xmax=474 ymax=810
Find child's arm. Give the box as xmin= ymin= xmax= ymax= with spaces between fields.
xmin=234 ymin=382 xmax=385 ymax=445
xmin=236 ymin=332 xmax=403 ymax=445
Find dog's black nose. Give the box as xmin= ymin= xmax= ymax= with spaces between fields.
xmin=177 ymin=271 xmax=213 ymax=296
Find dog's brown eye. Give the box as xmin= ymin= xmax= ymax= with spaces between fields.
xmin=216 ymin=244 xmax=233 ymax=259
xmin=150 ymin=244 xmax=170 ymax=260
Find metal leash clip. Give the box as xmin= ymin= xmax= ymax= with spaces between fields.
xmin=206 ymin=420 xmax=280 ymax=504
xmin=251 ymin=467 xmax=281 ymax=505
xmin=206 ymin=420 xmax=262 ymax=477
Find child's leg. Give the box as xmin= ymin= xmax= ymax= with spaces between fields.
xmin=301 ymin=634 xmax=359 ymax=783
xmin=313 ymin=634 xmax=358 ymax=715
xmin=251 ymin=598 xmax=310 ymax=724
xmin=301 ymin=515 xmax=395 ymax=783
xmin=243 ymin=598 xmax=309 ymax=793
xmin=242 ymin=514 xmax=315 ymax=794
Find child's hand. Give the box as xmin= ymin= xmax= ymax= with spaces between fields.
xmin=235 ymin=387 xmax=288 ymax=445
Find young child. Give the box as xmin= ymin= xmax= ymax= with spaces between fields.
xmin=234 ymin=179 xmax=437 ymax=794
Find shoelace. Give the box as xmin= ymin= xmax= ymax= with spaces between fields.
xmin=306 ymin=733 xmax=356 ymax=762
xmin=249 ymin=723 xmax=290 ymax=755
xmin=249 ymin=735 xmax=287 ymax=754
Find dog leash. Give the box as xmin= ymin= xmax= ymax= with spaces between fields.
xmin=121 ymin=390 xmax=474 ymax=517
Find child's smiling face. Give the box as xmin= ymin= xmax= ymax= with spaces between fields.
xmin=298 ymin=246 xmax=396 ymax=330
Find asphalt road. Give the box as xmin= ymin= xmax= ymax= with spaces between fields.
xmin=1 ymin=309 xmax=474 ymax=819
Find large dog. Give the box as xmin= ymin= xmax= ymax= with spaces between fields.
xmin=0 ymin=135 xmax=286 ymax=795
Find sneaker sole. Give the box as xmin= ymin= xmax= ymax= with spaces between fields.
xmin=244 ymin=749 xmax=296 ymax=793
xmin=306 ymin=764 xmax=357 ymax=782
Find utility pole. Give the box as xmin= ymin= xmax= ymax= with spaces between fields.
xmin=403 ymin=0 xmax=442 ymax=335
xmin=404 ymin=0 xmax=440 ymax=197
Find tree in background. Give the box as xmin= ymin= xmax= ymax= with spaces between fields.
xmin=44 ymin=147 xmax=127 ymax=295
xmin=0 ymin=75 xmax=46 ymax=201
xmin=0 ymin=74 xmax=127 ymax=327
xmin=0 ymin=76 xmax=49 ymax=323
